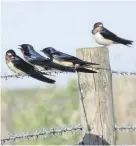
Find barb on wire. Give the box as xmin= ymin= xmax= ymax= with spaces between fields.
xmin=115 ymin=124 xmax=136 ymax=132
xmin=1 ymin=74 xmax=22 ymax=80
xmin=1 ymin=124 xmax=82 ymax=145
xmin=87 ymin=66 xmax=136 ymax=76
xmin=112 ymin=71 xmax=136 ymax=76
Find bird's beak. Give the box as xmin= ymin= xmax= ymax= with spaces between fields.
xmin=18 ymin=45 xmax=22 ymax=50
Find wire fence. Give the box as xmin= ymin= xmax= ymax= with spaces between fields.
xmin=1 ymin=70 xmax=136 ymax=80
xmin=1 ymin=125 xmax=83 ymax=145
xmin=112 ymin=71 xmax=136 ymax=75
xmin=1 ymin=124 xmax=136 ymax=145
xmin=0 ymin=70 xmax=65 ymax=80
xmin=1 ymin=70 xmax=136 ymax=145
xmin=115 ymin=125 xmax=136 ymax=132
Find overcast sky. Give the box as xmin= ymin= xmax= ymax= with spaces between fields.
xmin=1 ymin=1 xmax=136 ymax=89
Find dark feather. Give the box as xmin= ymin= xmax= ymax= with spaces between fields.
xmin=52 ymin=51 xmax=99 ymax=66
xmin=100 ymin=27 xmax=133 ymax=46
xmin=12 ymin=56 xmax=55 ymax=84
xmin=100 ymin=27 xmax=118 ymax=40
xmin=76 ymin=67 xmax=97 ymax=73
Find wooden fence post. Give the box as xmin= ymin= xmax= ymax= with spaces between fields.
xmin=76 ymin=47 xmax=115 ymax=145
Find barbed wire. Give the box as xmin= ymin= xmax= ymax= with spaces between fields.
xmin=1 ymin=70 xmax=136 ymax=80
xmin=2 ymin=124 xmax=136 ymax=145
xmin=1 ymin=124 xmax=82 ymax=145
xmin=112 ymin=71 xmax=136 ymax=76
xmin=0 ymin=70 xmax=66 ymax=80
xmin=115 ymin=125 xmax=136 ymax=132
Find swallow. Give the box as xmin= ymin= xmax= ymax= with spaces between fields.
xmin=5 ymin=49 xmax=56 ymax=84
xmin=18 ymin=44 xmax=98 ymax=74
xmin=92 ymin=22 xmax=133 ymax=46
xmin=40 ymin=47 xmax=99 ymax=67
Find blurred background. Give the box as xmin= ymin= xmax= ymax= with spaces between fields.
xmin=1 ymin=1 xmax=136 ymax=145
xmin=1 ymin=79 xmax=82 ymax=144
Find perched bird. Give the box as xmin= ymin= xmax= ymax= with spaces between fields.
xmin=18 ymin=44 xmax=97 ymax=74
xmin=40 ymin=47 xmax=99 ymax=67
xmin=92 ymin=22 xmax=133 ymax=46
xmin=5 ymin=49 xmax=55 ymax=84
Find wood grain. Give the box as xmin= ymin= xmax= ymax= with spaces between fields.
xmin=76 ymin=47 xmax=115 ymax=144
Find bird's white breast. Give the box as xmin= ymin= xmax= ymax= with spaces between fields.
xmin=35 ymin=65 xmax=45 ymax=71
xmin=93 ymin=32 xmax=113 ymax=46
xmin=53 ymin=58 xmax=74 ymax=67
xmin=7 ymin=62 xmax=26 ymax=75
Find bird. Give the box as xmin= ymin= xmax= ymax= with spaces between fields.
xmin=18 ymin=44 xmax=98 ymax=74
xmin=92 ymin=22 xmax=133 ymax=46
xmin=40 ymin=47 xmax=99 ymax=67
xmin=5 ymin=49 xmax=56 ymax=84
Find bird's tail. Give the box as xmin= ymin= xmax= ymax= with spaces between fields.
xmin=82 ymin=61 xmax=100 ymax=66
xmin=44 ymin=62 xmax=97 ymax=73
xmin=76 ymin=59 xmax=99 ymax=67
xmin=115 ymin=37 xmax=133 ymax=46
xmin=76 ymin=67 xmax=97 ymax=73
xmin=30 ymin=71 xmax=56 ymax=84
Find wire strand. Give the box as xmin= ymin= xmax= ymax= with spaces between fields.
xmin=1 ymin=70 xmax=136 ymax=80
xmin=1 ymin=124 xmax=83 ymax=145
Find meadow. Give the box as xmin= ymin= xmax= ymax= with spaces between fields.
xmin=1 ymin=76 xmax=136 ymax=144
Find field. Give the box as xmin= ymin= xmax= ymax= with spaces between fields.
xmin=1 ymin=76 xmax=136 ymax=144
xmin=113 ymin=75 xmax=136 ymax=144
xmin=1 ymin=79 xmax=82 ymax=145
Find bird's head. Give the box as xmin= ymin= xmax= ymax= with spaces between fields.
xmin=93 ymin=22 xmax=103 ymax=29
xmin=41 ymin=47 xmax=56 ymax=55
xmin=18 ymin=44 xmax=34 ymax=56
xmin=92 ymin=22 xmax=103 ymax=34
xmin=6 ymin=49 xmax=17 ymax=61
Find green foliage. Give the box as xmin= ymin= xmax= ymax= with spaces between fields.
xmin=1 ymin=79 xmax=82 ymax=145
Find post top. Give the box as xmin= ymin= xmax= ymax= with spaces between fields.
xmin=76 ymin=46 xmax=108 ymax=51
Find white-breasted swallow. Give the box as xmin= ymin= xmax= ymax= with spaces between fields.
xmin=5 ymin=49 xmax=56 ymax=84
xmin=40 ymin=47 xmax=99 ymax=67
xmin=92 ymin=22 xmax=133 ymax=46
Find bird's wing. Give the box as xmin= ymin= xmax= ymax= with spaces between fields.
xmin=26 ymin=55 xmax=51 ymax=66
xmin=54 ymin=52 xmax=99 ymax=66
xmin=100 ymin=27 xmax=118 ymax=41
xmin=13 ymin=57 xmax=55 ymax=83
xmin=54 ymin=51 xmax=79 ymax=62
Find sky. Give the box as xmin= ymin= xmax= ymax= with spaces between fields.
xmin=1 ymin=1 xmax=136 ymax=89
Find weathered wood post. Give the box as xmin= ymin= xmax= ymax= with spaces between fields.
xmin=76 ymin=47 xmax=115 ymax=145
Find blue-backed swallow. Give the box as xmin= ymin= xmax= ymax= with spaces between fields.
xmin=92 ymin=22 xmax=133 ymax=46
xmin=5 ymin=49 xmax=55 ymax=84
xmin=18 ymin=44 xmax=97 ymax=74
xmin=40 ymin=47 xmax=99 ymax=67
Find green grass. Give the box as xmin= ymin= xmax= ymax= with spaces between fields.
xmin=1 ymin=79 xmax=82 ymax=145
